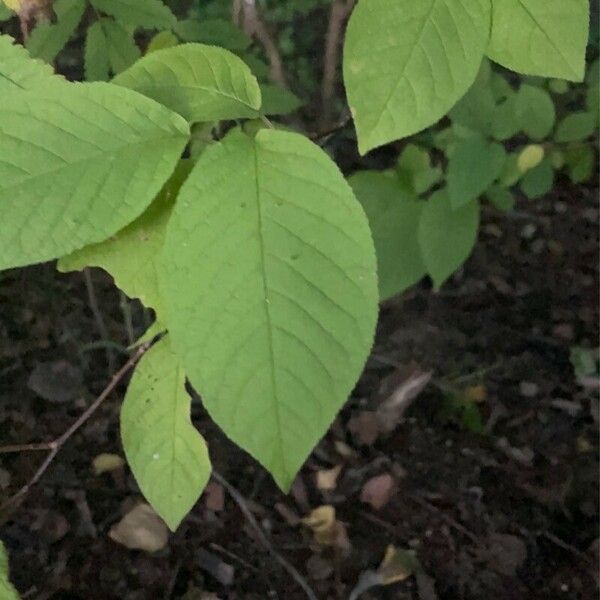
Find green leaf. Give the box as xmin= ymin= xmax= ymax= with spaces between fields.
xmin=0 ymin=34 xmax=59 ymax=90
xmin=101 ymin=18 xmax=141 ymax=74
xmin=491 ymin=93 xmax=521 ymax=141
xmin=0 ymin=82 xmax=189 ymax=271
xmin=146 ymin=30 xmax=179 ymax=54
xmin=447 ymin=137 xmax=506 ymax=209
xmin=564 ymin=145 xmax=595 ymax=183
xmin=554 ymin=112 xmax=597 ymax=143
xmin=418 ymin=190 xmax=480 ymax=288
xmin=0 ymin=5 xmax=13 ymax=21
xmin=487 ymin=0 xmax=589 ymax=81
xmin=486 ymin=185 xmax=515 ymax=212
xmin=113 ymin=44 xmax=262 ymax=123
xmin=260 ymin=84 xmax=303 ymax=116
xmin=396 ymin=144 xmax=442 ymax=195
xmin=90 ymin=0 xmax=176 ymax=29
xmin=0 ymin=541 xmax=19 ymax=600
xmin=121 ymin=336 xmax=211 ymax=531
xmin=349 ymin=171 xmax=425 ymax=300
xmin=58 ymin=161 xmax=192 ymax=316
xmin=84 ymin=21 xmax=110 ymax=81
xmin=515 ymin=84 xmax=555 ymax=140
xmin=520 ymin=158 xmax=554 ymax=199
xmin=26 ymin=0 xmax=85 ymax=63
xmin=159 ymin=129 xmax=378 ymax=490
xmin=343 ymin=0 xmax=491 ymax=154
xmin=174 ymin=18 xmax=251 ymax=51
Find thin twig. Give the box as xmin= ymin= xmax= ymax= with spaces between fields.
xmin=212 ymin=471 xmax=318 ymax=600
xmin=320 ymin=0 xmax=356 ymax=127
xmin=0 ymin=342 xmax=152 ymax=512
xmin=541 ymin=531 xmax=594 ymax=567
xmin=83 ymin=268 xmax=115 ymax=372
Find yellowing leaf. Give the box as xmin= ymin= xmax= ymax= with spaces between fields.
xmin=518 ymin=145 xmax=545 ymax=173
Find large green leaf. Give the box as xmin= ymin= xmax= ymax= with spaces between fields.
xmin=174 ymin=18 xmax=251 ymax=51
xmin=90 ymin=0 xmax=176 ymax=29
xmin=58 ymin=161 xmax=192 ymax=317
xmin=26 ymin=0 xmax=85 ymax=63
xmin=0 ymin=82 xmax=189 ymax=271
xmin=343 ymin=0 xmax=491 ymax=154
xmin=418 ymin=190 xmax=480 ymax=288
xmin=349 ymin=171 xmax=425 ymax=300
xmin=121 ymin=336 xmax=211 ymax=531
xmin=160 ymin=129 xmax=378 ymax=490
xmin=447 ymin=137 xmax=506 ymax=208
xmin=0 ymin=541 xmax=19 ymax=600
xmin=112 ymin=44 xmax=261 ymax=123
xmin=0 ymin=34 xmax=59 ymax=90
xmin=487 ymin=0 xmax=589 ymax=81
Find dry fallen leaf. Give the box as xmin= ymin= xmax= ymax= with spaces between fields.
xmin=204 ymin=481 xmax=225 ymax=512
xmin=92 ymin=453 xmax=125 ymax=475
xmin=359 ymin=473 xmax=396 ymax=510
xmin=302 ymin=505 xmax=351 ymax=554
xmin=376 ymin=370 xmax=433 ymax=434
xmin=315 ymin=465 xmax=342 ymax=492
xmin=109 ymin=503 xmax=169 ymax=552
xmin=347 ymin=411 xmax=380 ymax=446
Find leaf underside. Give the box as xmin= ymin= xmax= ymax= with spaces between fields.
xmin=160 ymin=128 xmax=378 ymax=490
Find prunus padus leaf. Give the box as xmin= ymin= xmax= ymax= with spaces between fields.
xmin=343 ymin=0 xmax=491 ymax=154
xmin=260 ymin=84 xmax=303 ymax=116
xmin=173 ymin=18 xmax=251 ymax=51
xmin=160 ymin=128 xmax=378 ymax=490
xmin=146 ymin=31 xmax=179 ymax=54
xmin=112 ymin=44 xmax=261 ymax=123
xmin=487 ymin=0 xmax=589 ymax=82
xmin=0 ymin=82 xmax=189 ymax=271
xmin=349 ymin=170 xmax=426 ymax=300
xmin=58 ymin=161 xmax=192 ymax=317
xmin=26 ymin=0 xmax=85 ymax=63
xmin=0 ymin=34 xmax=59 ymax=90
xmin=90 ymin=0 xmax=175 ymax=29
xmin=84 ymin=21 xmax=110 ymax=81
xmin=447 ymin=137 xmax=506 ymax=209
xmin=418 ymin=190 xmax=480 ymax=288
xmin=121 ymin=336 xmax=211 ymax=531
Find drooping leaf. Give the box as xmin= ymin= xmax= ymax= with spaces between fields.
xmin=160 ymin=128 xmax=378 ymax=490
xmin=0 ymin=33 xmax=59 ymax=90
xmin=520 ymin=158 xmax=554 ymax=199
xmin=26 ymin=0 xmax=85 ymax=63
xmin=174 ymin=18 xmax=251 ymax=51
xmin=0 ymin=82 xmax=189 ymax=271
xmin=121 ymin=337 xmax=211 ymax=531
xmin=418 ymin=190 xmax=480 ymax=288
xmin=349 ymin=171 xmax=425 ymax=300
xmin=101 ymin=18 xmax=140 ymax=74
xmin=515 ymin=84 xmax=555 ymax=140
xmin=90 ymin=0 xmax=175 ymax=29
xmin=58 ymin=161 xmax=192 ymax=317
xmin=554 ymin=112 xmax=597 ymax=143
xmin=112 ymin=44 xmax=261 ymax=123
xmin=487 ymin=0 xmax=589 ymax=81
xmin=343 ymin=0 xmax=491 ymax=154
xmin=0 ymin=541 xmax=19 ymax=600
xmin=447 ymin=137 xmax=506 ymax=209
xmin=84 ymin=20 xmax=110 ymax=81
